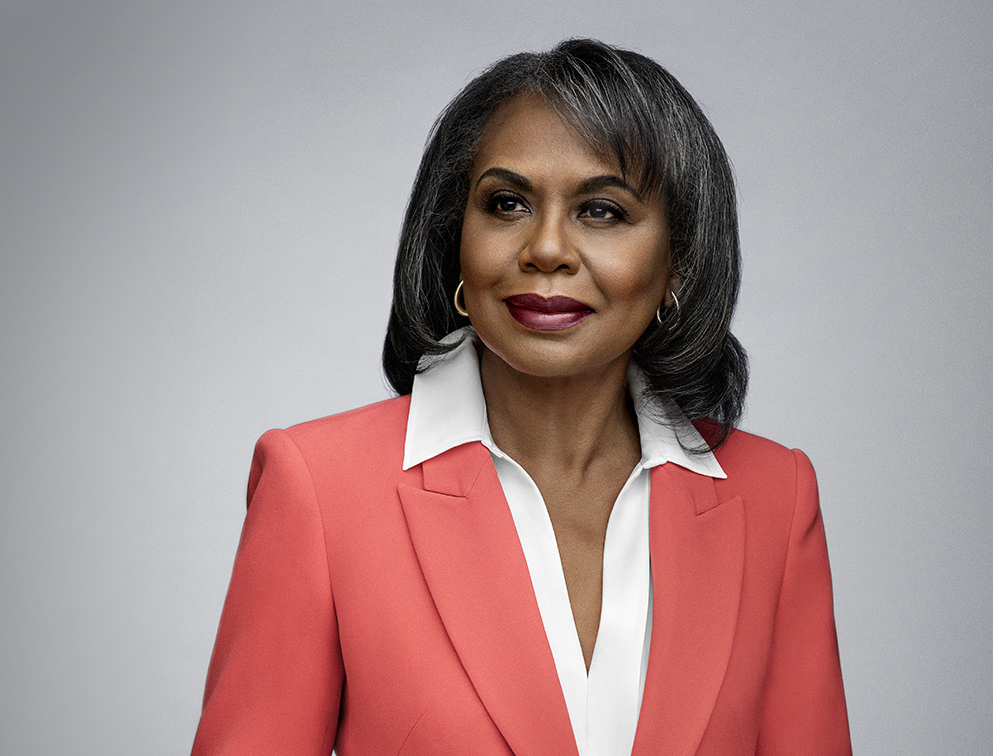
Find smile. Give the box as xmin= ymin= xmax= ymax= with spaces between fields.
xmin=504 ymin=294 xmax=593 ymax=332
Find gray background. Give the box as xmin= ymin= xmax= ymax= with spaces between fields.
xmin=1 ymin=1 xmax=991 ymax=754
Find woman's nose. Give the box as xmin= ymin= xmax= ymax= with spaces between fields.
xmin=518 ymin=211 xmax=580 ymax=274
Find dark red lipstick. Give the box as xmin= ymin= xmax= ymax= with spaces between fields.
xmin=504 ymin=294 xmax=593 ymax=331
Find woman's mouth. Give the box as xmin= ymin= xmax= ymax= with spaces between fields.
xmin=504 ymin=294 xmax=593 ymax=331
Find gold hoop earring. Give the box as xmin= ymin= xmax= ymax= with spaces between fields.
xmin=453 ymin=280 xmax=469 ymax=317
xmin=656 ymin=290 xmax=681 ymax=326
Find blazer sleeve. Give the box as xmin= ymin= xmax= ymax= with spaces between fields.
xmin=756 ymin=449 xmax=852 ymax=756
xmin=192 ymin=429 xmax=343 ymax=756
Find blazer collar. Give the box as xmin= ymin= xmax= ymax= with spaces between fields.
xmin=399 ymin=442 xmax=580 ymax=756
xmin=400 ymin=443 xmax=744 ymax=756
xmin=632 ymin=463 xmax=745 ymax=756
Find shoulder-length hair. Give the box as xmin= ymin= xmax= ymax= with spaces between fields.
xmin=382 ymin=38 xmax=747 ymax=451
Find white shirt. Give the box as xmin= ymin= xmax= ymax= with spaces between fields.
xmin=403 ymin=329 xmax=725 ymax=756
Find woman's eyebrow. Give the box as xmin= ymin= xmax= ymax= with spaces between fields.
xmin=475 ymin=167 xmax=532 ymax=191
xmin=577 ymin=174 xmax=644 ymax=203
xmin=475 ymin=168 xmax=644 ymax=204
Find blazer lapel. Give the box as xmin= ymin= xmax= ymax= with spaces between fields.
xmin=398 ymin=441 xmax=578 ymax=756
xmin=631 ymin=463 xmax=745 ymax=756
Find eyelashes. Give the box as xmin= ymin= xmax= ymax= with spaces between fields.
xmin=480 ymin=190 xmax=629 ymax=223
xmin=484 ymin=191 xmax=528 ymax=215
xmin=581 ymin=199 xmax=629 ymax=222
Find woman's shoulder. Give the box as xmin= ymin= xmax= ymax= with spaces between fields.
xmin=243 ymin=396 xmax=419 ymax=529
xmin=696 ymin=420 xmax=817 ymax=492
xmin=257 ymin=394 xmax=412 ymax=473
xmin=285 ymin=394 xmax=411 ymax=439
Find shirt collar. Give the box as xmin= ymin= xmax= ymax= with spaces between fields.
xmin=403 ymin=327 xmax=726 ymax=479
xmin=402 ymin=329 xmax=490 ymax=471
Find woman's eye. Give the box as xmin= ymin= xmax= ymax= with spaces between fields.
xmin=485 ymin=192 xmax=528 ymax=215
xmin=497 ymin=197 xmax=523 ymax=212
xmin=580 ymin=201 xmax=626 ymax=222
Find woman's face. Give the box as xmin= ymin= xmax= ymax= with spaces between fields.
xmin=460 ymin=94 xmax=675 ymax=382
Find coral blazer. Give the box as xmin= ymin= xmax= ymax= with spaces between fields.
xmin=192 ymin=395 xmax=851 ymax=756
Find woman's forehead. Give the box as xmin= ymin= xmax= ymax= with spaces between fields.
xmin=473 ymin=93 xmax=649 ymax=189
xmin=474 ymin=96 xmax=612 ymax=163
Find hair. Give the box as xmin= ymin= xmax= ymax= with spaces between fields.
xmin=382 ymin=38 xmax=747 ymax=451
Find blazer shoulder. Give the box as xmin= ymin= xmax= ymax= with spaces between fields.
xmin=271 ymin=394 xmax=412 ymax=469
xmin=245 ymin=395 xmax=414 ymax=522
xmin=709 ymin=425 xmax=815 ymax=495
xmin=283 ymin=393 xmax=411 ymax=437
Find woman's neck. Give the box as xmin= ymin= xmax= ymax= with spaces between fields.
xmin=478 ymin=346 xmax=642 ymax=477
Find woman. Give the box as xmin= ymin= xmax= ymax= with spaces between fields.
xmin=193 ymin=39 xmax=851 ymax=756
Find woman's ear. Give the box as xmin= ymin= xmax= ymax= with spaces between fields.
xmin=665 ymin=274 xmax=681 ymax=305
